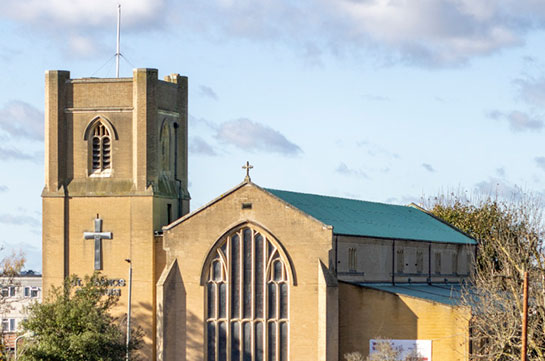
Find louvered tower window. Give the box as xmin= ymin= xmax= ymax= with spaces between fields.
xmin=91 ymin=122 xmax=111 ymax=172
xmin=205 ymin=227 xmax=290 ymax=361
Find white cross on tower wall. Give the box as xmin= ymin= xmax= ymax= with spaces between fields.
xmin=83 ymin=215 xmax=113 ymax=270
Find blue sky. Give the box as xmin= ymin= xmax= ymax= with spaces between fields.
xmin=1 ymin=0 xmax=545 ymax=271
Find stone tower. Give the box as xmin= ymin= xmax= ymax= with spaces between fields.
xmin=42 ymin=68 xmax=190 ymax=359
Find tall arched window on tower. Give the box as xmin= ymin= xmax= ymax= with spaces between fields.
xmin=160 ymin=120 xmax=171 ymax=174
xmin=90 ymin=121 xmax=112 ymax=174
xmin=205 ymin=226 xmax=290 ymax=361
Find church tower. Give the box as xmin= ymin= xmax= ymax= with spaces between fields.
xmin=42 ymin=68 xmax=190 ymax=359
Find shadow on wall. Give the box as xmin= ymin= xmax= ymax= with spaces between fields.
xmin=338 ymin=283 xmax=417 ymax=358
xmin=116 ymin=299 xmax=154 ymax=360
xmin=157 ymin=260 xmax=203 ymax=361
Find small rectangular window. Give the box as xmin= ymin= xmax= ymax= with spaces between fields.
xmin=24 ymin=287 xmax=30 ymax=297
xmin=9 ymin=319 xmax=15 ymax=331
xmin=435 ymin=252 xmax=442 ymax=274
xmin=348 ymin=248 xmax=357 ymax=272
xmin=31 ymin=288 xmax=39 ymax=298
xmin=396 ymin=249 xmax=405 ymax=274
xmin=1 ymin=288 xmax=8 ymax=298
xmin=1 ymin=320 xmax=8 ymax=332
xmin=9 ymin=286 xmax=15 ymax=297
xmin=167 ymin=204 xmax=172 ymax=224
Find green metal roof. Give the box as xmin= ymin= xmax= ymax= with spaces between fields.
xmin=357 ymin=283 xmax=466 ymax=306
xmin=264 ymin=188 xmax=476 ymax=245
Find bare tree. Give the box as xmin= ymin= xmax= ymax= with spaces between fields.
xmin=344 ymin=351 xmax=365 ymax=361
xmin=365 ymin=340 xmax=401 ymax=361
xmin=429 ymin=192 xmax=545 ymax=360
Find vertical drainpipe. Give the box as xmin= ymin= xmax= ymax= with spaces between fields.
xmin=392 ymin=240 xmax=395 ymax=285
xmin=334 ymin=235 xmax=338 ymax=275
xmin=428 ymin=242 xmax=432 ymax=285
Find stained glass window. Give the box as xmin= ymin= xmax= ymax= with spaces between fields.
xmin=205 ymin=227 xmax=290 ymax=361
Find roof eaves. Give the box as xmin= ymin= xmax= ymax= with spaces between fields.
xmin=347 ymin=281 xmax=462 ymax=306
xmin=332 ymin=232 xmax=476 ymax=245
xmin=408 ymin=203 xmax=478 ymax=245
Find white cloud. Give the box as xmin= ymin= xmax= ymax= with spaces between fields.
xmin=68 ymin=35 xmax=103 ymax=58
xmin=188 ymin=115 xmax=301 ymax=155
xmin=177 ymin=0 xmax=544 ymax=66
xmin=189 ymin=115 xmax=218 ymax=131
xmin=0 ymin=0 xmax=167 ymax=57
xmin=488 ymin=110 xmax=544 ymax=132
xmin=326 ymin=0 xmax=527 ymax=65
xmin=0 ymin=101 xmax=44 ymax=141
xmin=536 ymin=157 xmax=545 ymax=172
xmin=189 ymin=137 xmax=217 ymax=156
xmin=336 ymin=162 xmax=369 ymax=179
xmin=0 ymin=185 xmax=7 ymax=192
xmin=0 ymin=213 xmax=40 ymax=227
xmin=356 ymin=140 xmax=400 ymax=159
xmin=215 ymin=118 xmax=302 ymax=155
xmin=199 ymin=86 xmax=219 ymax=101
xmin=422 ymin=163 xmax=435 ymax=172
xmin=0 ymin=146 xmax=40 ymax=162
xmin=515 ymin=77 xmax=545 ymax=106
xmin=474 ymin=177 xmax=522 ymax=199
xmin=1 ymin=0 xmax=166 ymax=30
xmin=4 ymin=0 xmax=545 ymax=66
xmin=507 ymin=111 xmax=544 ymax=132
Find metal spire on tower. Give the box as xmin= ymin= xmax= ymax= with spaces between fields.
xmin=116 ymin=4 xmax=121 ymax=78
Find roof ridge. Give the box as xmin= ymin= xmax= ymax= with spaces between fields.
xmin=264 ymin=188 xmax=410 ymax=209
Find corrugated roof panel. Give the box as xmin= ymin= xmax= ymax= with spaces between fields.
xmin=357 ymin=283 xmax=467 ymax=306
xmin=265 ymin=188 xmax=476 ymax=245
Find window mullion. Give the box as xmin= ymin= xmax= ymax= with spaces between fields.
xmin=264 ymin=241 xmax=269 ymax=360
xmin=251 ymin=230 xmax=255 ymax=361
xmin=227 ymin=238 xmax=231 ymax=361
xmin=101 ymin=136 xmax=104 ymax=171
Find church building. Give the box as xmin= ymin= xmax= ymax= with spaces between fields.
xmin=42 ymin=68 xmax=476 ymax=361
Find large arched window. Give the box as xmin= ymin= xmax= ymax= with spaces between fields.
xmin=205 ymin=226 xmax=290 ymax=361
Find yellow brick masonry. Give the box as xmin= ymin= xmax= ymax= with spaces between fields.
xmin=339 ymin=283 xmax=470 ymax=361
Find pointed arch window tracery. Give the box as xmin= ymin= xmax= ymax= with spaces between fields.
xmin=205 ymin=226 xmax=289 ymax=361
xmin=89 ymin=121 xmax=112 ymax=174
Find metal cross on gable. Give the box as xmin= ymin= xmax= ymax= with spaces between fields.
xmin=242 ymin=161 xmax=253 ymax=182
xmin=83 ymin=214 xmax=113 ymax=270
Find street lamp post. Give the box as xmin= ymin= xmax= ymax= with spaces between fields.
xmin=14 ymin=331 xmax=34 ymax=360
xmin=125 ymin=258 xmax=132 ymax=361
